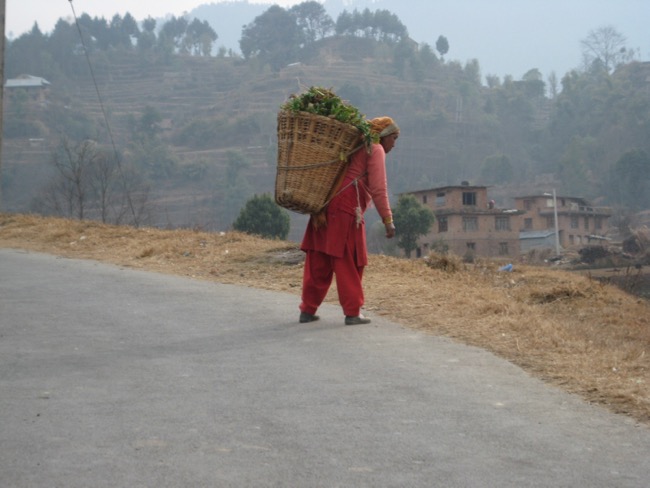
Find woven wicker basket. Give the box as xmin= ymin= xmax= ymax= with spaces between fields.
xmin=275 ymin=110 xmax=362 ymax=214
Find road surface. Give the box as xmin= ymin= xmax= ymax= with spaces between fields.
xmin=1 ymin=248 xmax=649 ymax=487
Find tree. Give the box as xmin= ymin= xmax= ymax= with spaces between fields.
xmin=609 ymin=149 xmax=650 ymax=211
xmin=5 ymin=24 xmax=58 ymax=79
xmin=126 ymin=106 xmax=177 ymax=179
xmin=373 ymin=9 xmax=408 ymax=42
xmin=49 ymin=18 xmax=86 ymax=74
xmin=435 ymin=35 xmax=449 ymax=61
xmin=335 ymin=8 xmax=407 ymax=43
xmin=547 ymin=71 xmax=559 ymax=99
xmin=86 ymin=147 xmax=121 ymax=223
xmin=158 ymin=16 xmax=189 ymax=54
xmin=581 ymin=25 xmax=632 ymax=73
xmin=392 ymin=194 xmax=435 ymax=258
xmin=45 ymin=139 xmax=100 ymax=220
xmin=558 ymin=136 xmax=595 ymax=197
xmin=289 ymin=1 xmax=334 ymax=46
xmin=240 ymin=6 xmax=301 ymax=71
xmin=233 ymin=194 xmax=290 ymax=239
xmin=480 ymin=155 xmax=513 ymax=184
xmin=418 ymin=43 xmax=438 ymax=70
xmin=109 ymin=13 xmax=140 ymax=50
xmin=138 ymin=17 xmax=157 ymax=51
xmin=184 ymin=18 xmax=218 ymax=56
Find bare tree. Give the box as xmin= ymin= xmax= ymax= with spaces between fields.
xmin=49 ymin=138 xmax=98 ymax=220
xmin=34 ymin=139 xmax=154 ymax=226
xmin=112 ymin=162 xmax=155 ymax=228
xmin=89 ymin=148 xmax=120 ymax=223
xmin=581 ymin=25 xmax=634 ymax=73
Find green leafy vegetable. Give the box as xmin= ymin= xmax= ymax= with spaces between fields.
xmin=281 ymin=86 xmax=378 ymax=147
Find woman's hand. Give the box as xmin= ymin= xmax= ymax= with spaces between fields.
xmin=385 ymin=222 xmax=396 ymax=238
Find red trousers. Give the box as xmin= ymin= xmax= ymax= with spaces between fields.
xmin=299 ymin=239 xmax=365 ymax=317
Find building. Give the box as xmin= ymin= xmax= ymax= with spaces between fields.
xmin=514 ymin=194 xmax=612 ymax=252
xmin=406 ymin=183 xmax=524 ymax=259
xmin=5 ymin=74 xmax=51 ymax=104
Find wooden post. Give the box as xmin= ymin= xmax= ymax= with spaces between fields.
xmin=0 ymin=0 xmax=5 ymax=211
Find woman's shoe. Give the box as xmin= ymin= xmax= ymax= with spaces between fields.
xmin=299 ymin=312 xmax=319 ymax=323
xmin=345 ymin=315 xmax=371 ymax=325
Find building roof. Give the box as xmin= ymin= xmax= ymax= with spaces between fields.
xmin=519 ymin=230 xmax=556 ymax=240
xmin=400 ymin=184 xmax=489 ymax=195
xmin=5 ymin=75 xmax=51 ymax=89
xmin=515 ymin=194 xmax=589 ymax=205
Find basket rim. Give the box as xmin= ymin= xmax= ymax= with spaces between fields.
xmin=277 ymin=109 xmax=361 ymax=128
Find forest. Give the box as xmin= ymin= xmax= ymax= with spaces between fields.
xmin=1 ymin=1 xmax=649 ymax=237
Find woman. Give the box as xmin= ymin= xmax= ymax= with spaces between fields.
xmin=298 ymin=116 xmax=399 ymax=325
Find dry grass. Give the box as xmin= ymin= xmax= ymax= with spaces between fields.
xmin=2 ymin=213 xmax=649 ymax=424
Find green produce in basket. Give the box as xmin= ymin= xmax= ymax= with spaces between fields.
xmin=281 ymin=86 xmax=378 ymax=148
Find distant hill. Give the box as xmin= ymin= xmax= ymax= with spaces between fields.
xmin=188 ymin=0 xmax=445 ymax=57
xmin=187 ymin=0 xmax=648 ymax=80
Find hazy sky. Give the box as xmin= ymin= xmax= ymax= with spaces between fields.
xmin=5 ymin=0 xmax=301 ymax=36
xmin=6 ymin=0 xmax=649 ymax=80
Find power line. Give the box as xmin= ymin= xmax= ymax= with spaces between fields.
xmin=67 ymin=0 xmax=138 ymax=223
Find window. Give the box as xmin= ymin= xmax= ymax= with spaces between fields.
xmin=438 ymin=216 xmax=448 ymax=232
xmin=584 ymin=217 xmax=589 ymax=230
xmin=595 ymin=217 xmax=603 ymax=230
xmin=436 ymin=192 xmax=446 ymax=206
xmin=570 ymin=216 xmax=579 ymax=229
xmin=524 ymin=218 xmax=533 ymax=230
xmin=462 ymin=192 xmax=477 ymax=206
xmin=463 ymin=216 xmax=478 ymax=231
xmin=523 ymin=199 xmax=533 ymax=211
xmin=466 ymin=242 xmax=476 ymax=251
xmin=499 ymin=242 xmax=509 ymax=255
xmin=495 ymin=216 xmax=510 ymax=231
xmin=422 ymin=195 xmax=428 ymax=204
xmin=546 ymin=216 xmax=555 ymax=229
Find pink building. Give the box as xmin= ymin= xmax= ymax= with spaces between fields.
xmin=405 ymin=184 xmax=523 ymax=259
xmin=514 ymin=194 xmax=612 ymax=252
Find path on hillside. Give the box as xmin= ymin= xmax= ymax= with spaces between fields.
xmin=1 ymin=248 xmax=649 ymax=487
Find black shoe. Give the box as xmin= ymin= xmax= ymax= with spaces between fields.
xmin=299 ymin=312 xmax=319 ymax=323
xmin=345 ymin=315 xmax=371 ymax=325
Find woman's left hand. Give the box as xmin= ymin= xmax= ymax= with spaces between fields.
xmin=385 ymin=222 xmax=396 ymax=238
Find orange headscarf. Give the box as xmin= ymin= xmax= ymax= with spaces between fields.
xmin=369 ymin=116 xmax=400 ymax=138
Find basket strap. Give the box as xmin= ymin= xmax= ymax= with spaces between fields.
xmin=277 ymin=143 xmax=365 ymax=171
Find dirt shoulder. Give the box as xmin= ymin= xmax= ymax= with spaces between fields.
xmin=1 ymin=213 xmax=649 ymax=425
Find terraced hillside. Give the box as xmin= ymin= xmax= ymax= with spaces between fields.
xmin=2 ymin=45 xmax=488 ymax=235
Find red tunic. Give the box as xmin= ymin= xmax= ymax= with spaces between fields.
xmin=300 ymin=143 xmax=393 ymax=266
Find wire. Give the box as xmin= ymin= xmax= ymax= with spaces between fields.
xmin=67 ymin=0 xmax=137 ymax=223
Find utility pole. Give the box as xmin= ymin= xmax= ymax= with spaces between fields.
xmin=0 ymin=0 xmax=5 ymax=211
xmin=552 ymin=189 xmax=560 ymax=256
xmin=544 ymin=190 xmax=561 ymax=257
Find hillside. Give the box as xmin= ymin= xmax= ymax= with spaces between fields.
xmin=1 ymin=213 xmax=649 ymax=425
xmin=4 ymin=29 xmax=650 ymax=237
xmin=4 ymin=43 xmax=474 ymax=236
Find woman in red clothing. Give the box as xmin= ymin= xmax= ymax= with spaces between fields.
xmin=299 ymin=116 xmax=399 ymax=325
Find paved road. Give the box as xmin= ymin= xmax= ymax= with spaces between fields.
xmin=1 ymin=248 xmax=649 ymax=487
